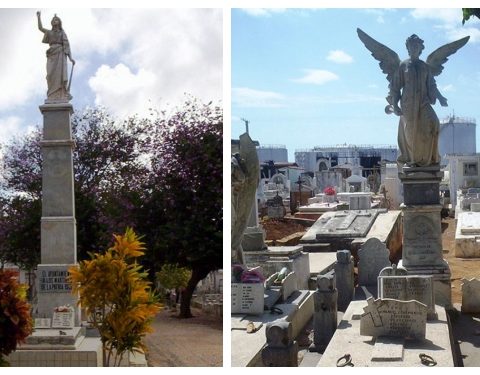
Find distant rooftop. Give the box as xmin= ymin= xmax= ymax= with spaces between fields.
xmin=440 ymin=115 xmax=476 ymax=125
xmin=296 ymin=144 xmax=397 ymax=152
xmin=257 ymin=144 xmax=287 ymax=149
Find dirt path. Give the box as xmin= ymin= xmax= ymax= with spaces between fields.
xmin=442 ymin=216 xmax=480 ymax=304
xmin=143 ymin=306 xmax=223 ymax=367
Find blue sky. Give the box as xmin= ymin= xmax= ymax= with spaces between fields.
xmin=232 ymin=8 xmax=480 ymax=161
xmin=0 ymin=8 xmax=222 ymax=142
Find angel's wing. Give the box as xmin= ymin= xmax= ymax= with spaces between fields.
xmin=357 ymin=28 xmax=400 ymax=84
xmin=426 ymin=36 xmax=470 ymax=76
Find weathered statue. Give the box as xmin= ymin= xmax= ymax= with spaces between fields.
xmin=37 ymin=11 xmax=75 ymax=102
xmin=231 ymin=133 xmax=259 ymax=265
xmin=357 ymin=28 xmax=469 ymax=168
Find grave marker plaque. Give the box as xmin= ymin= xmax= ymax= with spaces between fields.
xmin=38 ymin=267 xmax=72 ymax=293
xmin=52 ymin=311 xmax=75 ymax=328
xmin=231 ymin=283 xmax=264 ymax=315
xmin=379 ymin=275 xmax=436 ymax=319
xmin=34 ymin=318 xmax=52 ymax=329
xmin=360 ymin=298 xmax=427 ymax=339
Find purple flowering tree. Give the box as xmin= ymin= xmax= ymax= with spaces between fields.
xmin=142 ymin=98 xmax=223 ymax=318
xmin=1 ymin=100 xmax=223 ymax=319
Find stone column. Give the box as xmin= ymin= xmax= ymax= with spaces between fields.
xmin=36 ymin=102 xmax=79 ymax=325
xmin=261 ymin=320 xmax=298 ymax=367
xmin=310 ymin=270 xmax=338 ymax=353
xmin=397 ymin=166 xmax=451 ymax=306
xmin=334 ymin=250 xmax=354 ymax=312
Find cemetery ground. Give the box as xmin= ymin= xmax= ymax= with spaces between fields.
xmin=261 ymin=214 xmax=480 ymax=366
xmin=144 ymin=306 xmax=223 ymax=367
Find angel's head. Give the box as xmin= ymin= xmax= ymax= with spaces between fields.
xmin=406 ymin=34 xmax=424 ymax=59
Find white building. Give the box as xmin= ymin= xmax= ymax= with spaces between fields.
xmin=446 ymin=154 xmax=480 ymax=210
xmin=295 ymin=144 xmax=398 ymax=174
xmin=256 ymin=145 xmax=289 ymax=163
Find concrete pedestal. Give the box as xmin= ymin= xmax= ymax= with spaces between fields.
xmin=35 ymin=103 xmax=79 ymax=325
xmin=398 ymin=166 xmax=451 ymax=306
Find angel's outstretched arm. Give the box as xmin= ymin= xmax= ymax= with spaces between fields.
xmin=427 ymin=74 xmax=448 ymax=107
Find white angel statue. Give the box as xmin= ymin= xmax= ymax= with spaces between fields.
xmin=357 ymin=28 xmax=469 ymax=168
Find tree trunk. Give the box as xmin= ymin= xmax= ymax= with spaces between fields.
xmin=179 ymin=266 xmax=211 ymax=318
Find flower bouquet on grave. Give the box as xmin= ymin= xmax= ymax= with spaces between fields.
xmin=323 ymin=186 xmax=337 ymax=203
xmin=323 ymin=186 xmax=336 ymax=196
xmin=54 ymin=304 xmax=73 ymax=313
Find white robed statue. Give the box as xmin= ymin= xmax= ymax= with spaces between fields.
xmin=37 ymin=11 xmax=75 ymax=102
xmin=357 ymin=28 xmax=469 ymax=168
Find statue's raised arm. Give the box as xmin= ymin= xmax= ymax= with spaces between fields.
xmin=37 ymin=11 xmax=47 ymax=33
xmin=37 ymin=12 xmax=75 ymax=103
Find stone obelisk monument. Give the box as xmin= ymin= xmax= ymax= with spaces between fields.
xmin=35 ymin=10 xmax=80 ymax=325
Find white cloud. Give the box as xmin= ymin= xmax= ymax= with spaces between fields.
xmin=445 ymin=26 xmax=480 ymax=43
xmin=241 ymin=9 xmax=286 ymax=17
xmin=232 ymin=87 xmax=285 ymax=108
xmin=292 ymin=69 xmax=339 ymax=85
xmin=411 ymin=9 xmax=462 ymax=24
xmin=411 ymin=8 xmax=480 ymax=43
xmin=0 ymin=116 xmax=23 ymax=141
xmin=0 ymin=10 xmax=45 ymax=111
xmin=326 ymin=50 xmax=353 ymax=64
xmin=88 ymin=64 xmax=157 ymax=118
xmin=0 ymin=9 xmax=222 ymax=119
xmin=440 ymin=84 xmax=455 ymax=93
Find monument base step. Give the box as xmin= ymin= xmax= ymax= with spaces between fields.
xmin=317 ymin=301 xmax=454 ymax=367
xmin=7 ymin=336 xmax=102 ymax=366
xmin=21 ymin=327 xmax=85 ymax=349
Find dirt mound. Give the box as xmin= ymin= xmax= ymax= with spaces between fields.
xmin=261 ymin=219 xmax=307 ymax=241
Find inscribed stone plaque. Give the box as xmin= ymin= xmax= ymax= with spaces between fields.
xmin=34 ymin=318 xmax=52 ymax=329
xmin=38 ymin=267 xmax=72 ymax=293
xmin=52 ymin=311 xmax=74 ymax=328
xmin=461 ymin=278 xmax=480 ymax=313
xmin=358 ymin=238 xmax=390 ymax=286
xmin=231 ymin=283 xmax=264 ymax=315
xmin=360 ymin=298 xmax=427 ymax=339
xmin=402 ymin=209 xmax=443 ymax=267
xmin=378 ymin=275 xmax=435 ymax=319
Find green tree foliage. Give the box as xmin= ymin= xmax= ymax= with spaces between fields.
xmin=462 ymin=8 xmax=480 ymax=24
xmin=156 ymin=264 xmax=192 ymax=290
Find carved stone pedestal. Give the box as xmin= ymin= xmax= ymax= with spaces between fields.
xmin=398 ymin=166 xmax=451 ymax=306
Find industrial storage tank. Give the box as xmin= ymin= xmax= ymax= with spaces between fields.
xmin=439 ymin=115 xmax=476 ymax=166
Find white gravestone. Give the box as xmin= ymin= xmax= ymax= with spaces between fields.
xmin=360 ymin=297 xmax=427 ymax=339
xmin=378 ymin=275 xmax=436 ymax=320
xmin=52 ymin=311 xmax=75 ymax=328
xmin=231 ymin=283 xmax=264 ymax=315
xmin=34 ymin=318 xmax=52 ymax=329
xmin=358 ymin=238 xmax=390 ymax=286
xmin=461 ymin=278 xmax=480 ymax=313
